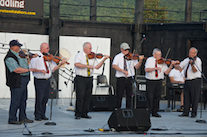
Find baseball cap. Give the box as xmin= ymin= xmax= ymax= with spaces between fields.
xmin=9 ymin=40 xmax=22 ymax=47
xmin=120 ymin=42 xmax=130 ymax=50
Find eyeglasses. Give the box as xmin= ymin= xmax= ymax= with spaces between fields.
xmin=124 ymin=49 xmax=129 ymax=51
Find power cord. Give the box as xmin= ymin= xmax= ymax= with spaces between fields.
xmin=22 ymin=122 xmax=33 ymax=135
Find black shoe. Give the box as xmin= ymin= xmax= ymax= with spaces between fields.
xmin=81 ymin=115 xmax=91 ymax=119
xmin=191 ymin=113 xmax=197 ymax=118
xmin=21 ymin=119 xmax=34 ymax=123
xmin=179 ymin=113 xmax=189 ymax=117
xmin=42 ymin=117 xmax=49 ymax=120
xmin=75 ymin=116 xmax=81 ymax=119
xmin=152 ymin=113 xmax=161 ymax=118
xmin=8 ymin=120 xmax=22 ymax=125
xmin=35 ymin=117 xmax=42 ymax=121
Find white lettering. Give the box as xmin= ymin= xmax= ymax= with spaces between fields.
xmin=10 ymin=0 xmax=12 ymax=7
xmin=14 ymin=1 xmax=19 ymax=8
xmin=0 ymin=0 xmax=5 ymax=7
xmin=5 ymin=0 xmax=9 ymax=7
xmin=19 ymin=1 xmax=24 ymax=8
xmin=0 ymin=0 xmax=25 ymax=9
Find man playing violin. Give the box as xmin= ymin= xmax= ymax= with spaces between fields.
xmin=4 ymin=40 xmax=36 ymax=125
xmin=145 ymin=48 xmax=178 ymax=117
xmin=74 ymin=42 xmax=109 ymax=120
xmin=112 ymin=42 xmax=144 ymax=109
xmin=29 ymin=42 xmax=66 ymax=121
xmin=179 ymin=47 xmax=202 ymax=118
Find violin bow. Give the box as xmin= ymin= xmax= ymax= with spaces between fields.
xmin=164 ymin=48 xmax=171 ymax=59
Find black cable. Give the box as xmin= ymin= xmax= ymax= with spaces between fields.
xmin=0 ymin=120 xmax=45 ymax=133
xmin=22 ymin=122 xmax=33 ymax=135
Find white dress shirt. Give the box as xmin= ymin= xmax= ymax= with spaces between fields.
xmin=169 ymin=69 xmax=185 ymax=82
xmin=74 ymin=51 xmax=98 ymax=77
xmin=29 ymin=52 xmax=57 ymax=79
xmin=112 ymin=52 xmax=138 ymax=78
xmin=179 ymin=57 xmax=202 ymax=80
xmin=145 ymin=56 xmax=168 ymax=80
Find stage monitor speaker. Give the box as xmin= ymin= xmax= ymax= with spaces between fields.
xmin=133 ymin=92 xmax=147 ymax=108
xmin=89 ymin=95 xmax=117 ymax=111
xmin=108 ymin=108 xmax=151 ymax=131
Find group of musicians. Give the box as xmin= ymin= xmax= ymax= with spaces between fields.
xmin=4 ymin=39 xmax=201 ymax=125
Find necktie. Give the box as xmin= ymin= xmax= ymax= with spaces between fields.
xmin=44 ymin=59 xmax=49 ymax=73
xmin=155 ymin=61 xmax=158 ymax=77
xmin=185 ymin=61 xmax=190 ymax=78
xmin=86 ymin=55 xmax=90 ymax=76
xmin=124 ymin=57 xmax=128 ymax=71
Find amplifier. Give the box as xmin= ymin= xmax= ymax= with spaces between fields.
xmin=89 ymin=95 xmax=117 ymax=111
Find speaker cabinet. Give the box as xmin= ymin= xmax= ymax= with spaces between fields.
xmin=89 ymin=95 xmax=117 ymax=111
xmin=108 ymin=108 xmax=151 ymax=131
xmin=133 ymin=92 xmax=147 ymax=108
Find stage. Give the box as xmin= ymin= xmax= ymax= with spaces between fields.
xmin=0 ymin=98 xmax=207 ymax=137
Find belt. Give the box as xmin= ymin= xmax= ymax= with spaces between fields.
xmin=186 ymin=78 xmax=201 ymax=81
xmin=35 ymin=77 xmax=50 ymax=80
xmin=76 ymin=75 xmax=93 ymax=78
xmin=146 ymin=79 xmax=163 ymax=81
xmin=117 ymin=77 xmax=132 ymax=79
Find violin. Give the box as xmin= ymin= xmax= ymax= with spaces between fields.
xmin=124 ymin=52 xmax=146 ymax=60
xmin=157 ymin=57 xmax=180 ymax=65
xmin=43 ymin=53 xmax=70 ymax=65
xmin=19 ymin=50 xmax=36 ymax=59
xmin=88 ymin=52 xmax=113 ymax=60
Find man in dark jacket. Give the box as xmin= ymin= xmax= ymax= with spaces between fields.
xmin=4 ymin=40 xmax=35 ymax=125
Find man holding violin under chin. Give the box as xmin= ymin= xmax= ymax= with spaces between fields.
xmin=4 ymin=40 xmax=37 ymax=125
xmin=145 ymin=48 xmax=178 ymax=117
xmin=112 ymin=42 xmax=144 ymax=109
xmin=74 ymin=42 xmax=109 ymax=120
xmin=179 ymin=47 xmax=202 ymax=118
xmin=29 ymin=42 xmax=66 ymax=121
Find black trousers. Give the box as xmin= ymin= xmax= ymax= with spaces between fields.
xmin=183 ymin=78 xmax=201 ymax=115
xmin=116 ymin=77 xmax=133 ymax=109
xmin=75 ymin=75 xmax=93 ymax=117
xmin=34 ymin=78 xmax=50 ymax=118
xmin=146 ymin=79 xmax=162 ymax=114
xmin=9 ymin=76 xmax=29 ymax=122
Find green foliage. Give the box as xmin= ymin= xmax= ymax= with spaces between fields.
xmin=144 ymin=0 xmax=170 ymax=23
xmin=43 ymin=0 xmax=207 ymax=23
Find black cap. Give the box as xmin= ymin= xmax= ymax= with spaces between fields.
xmin=9 ymin=40 xmax=22 ymax=47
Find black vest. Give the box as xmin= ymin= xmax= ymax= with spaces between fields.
xmin=4 ymin=50 xmax=21 ymax=88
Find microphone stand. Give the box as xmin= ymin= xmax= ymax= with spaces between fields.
xmin=45 ymin=75 xmax=58 ymax=126
xmin=125 ymin=59 xmax=138 ymax=109
xmin=191 ymin=60 xmax=206 ymax=123
xmin=45 ymin=90 xmax=60 ymax=125
xmin=127 ymin=35 xmax=146 ymax=109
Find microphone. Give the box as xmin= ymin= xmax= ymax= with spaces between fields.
xmin=42 ymin=52 xmax=49 ymax=55
xmin=143 ymin=34 xmax=146 ymax=41
xmin=189 ymin=57 xmax=193 ymax=60
xmin=189 ymin=57 xmax=195 ymax=64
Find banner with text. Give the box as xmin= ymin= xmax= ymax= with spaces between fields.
xmin=0 ymin=0 xmax=43 ymax=18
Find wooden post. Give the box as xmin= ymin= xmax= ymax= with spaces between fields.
xmin=90 ymin=0 xmax=97 ymax=21
xmin=134 ymin=0 xmax=144 ymax=75
xmin=185 ymin=0 xmax=192 ymax=22
xmin=49 ymin=0 xmax=60 ymax=95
